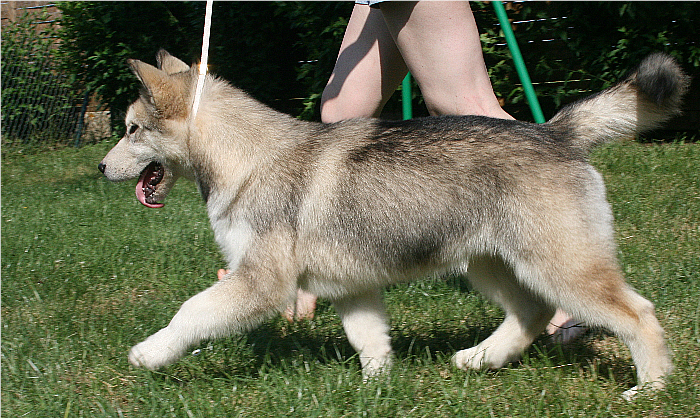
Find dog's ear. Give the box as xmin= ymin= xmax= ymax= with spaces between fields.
xmin=156 ymin=49 xmax=190 ymax=75
xmin=128 ymin=58 xmax=190 ymax=119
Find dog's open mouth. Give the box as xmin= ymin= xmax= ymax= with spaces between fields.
xmin=136 ymin=162 xmax=165 ymax=208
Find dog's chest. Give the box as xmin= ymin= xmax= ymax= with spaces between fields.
xmin=210 ymin=215 xmax=254 ymax=270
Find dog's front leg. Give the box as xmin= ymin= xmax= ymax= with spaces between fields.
xmin=332 ymin=288 xmax=393 ymax=379
xmin=129 ymin=268 xmax=295 ymax=370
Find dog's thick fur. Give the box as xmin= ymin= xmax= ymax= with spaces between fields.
xmin=99 ymin=50 xmax=688 ymax=398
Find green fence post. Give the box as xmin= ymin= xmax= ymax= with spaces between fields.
xmin=402 ymin=72 xmax=413 ymax=120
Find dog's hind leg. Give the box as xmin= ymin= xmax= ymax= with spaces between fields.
xmin=539 ymin=261 xmax=672 ymax=400
xmin=453 ymin=255 xmax=555 ymax=370
xmin=332 ymin=288 xmax=393 ymax=379
xmin=611 ymin=286 xmax=672 ymax=401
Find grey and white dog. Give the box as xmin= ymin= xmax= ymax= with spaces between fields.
xmin=99 ymin=50 xmax=688 ymax=399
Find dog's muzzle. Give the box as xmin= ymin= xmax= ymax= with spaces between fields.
xmin=98 ymin=161 xmax=167 ymax=208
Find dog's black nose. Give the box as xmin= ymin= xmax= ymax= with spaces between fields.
xmin=98 ymin=162 xmax=106 ymax=173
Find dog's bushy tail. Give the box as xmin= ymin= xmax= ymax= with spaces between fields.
xmin=547 ymin=53 xmax=689 ymax=153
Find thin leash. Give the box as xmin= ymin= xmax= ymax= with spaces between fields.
xmin=192 ymin=0 xmax=214 ymax=118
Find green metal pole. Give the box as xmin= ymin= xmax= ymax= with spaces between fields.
xmin=492 ymin=1 xmax=545 ymax=123
xmin=402 ymin=72 xmax=413 ymax=120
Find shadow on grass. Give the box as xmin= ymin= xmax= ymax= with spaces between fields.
xmin=153 ymin=308 xmax=636 ymax=390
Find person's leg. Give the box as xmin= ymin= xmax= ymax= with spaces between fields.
xmin=322 ymin=2 xmax=581 ymax=342
xmin=380 ymin=2 xmax=587 ymax=341
xmin=379 ymin=1 xmax=512 ymax=119
xmin=282 ymin=288 xmax=317 ymax=322
xmin=546 ymin=307 xmax=587 ymax=344
xmin=321 ymin=4 xmax=409 ymax=122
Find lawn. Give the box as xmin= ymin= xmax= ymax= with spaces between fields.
xmin=2 ymin=140 xmax=699 ymax=417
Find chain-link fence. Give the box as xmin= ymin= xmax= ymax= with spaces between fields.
xmin=1 ymin=9 xmax=108 ymax=147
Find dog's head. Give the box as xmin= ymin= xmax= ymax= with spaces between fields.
xmin=99 ymin=50 xmax=195 ymax=208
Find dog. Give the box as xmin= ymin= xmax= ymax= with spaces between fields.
xmin=99 ymin=50 xmax=688 ymax=399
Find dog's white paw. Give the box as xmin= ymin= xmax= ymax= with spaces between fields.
xmin=621 ymin=386 xmax=640 ymax=402
xmin=452 ymin=346 xmax=489 ymax=370
xmin=621 ymin=380 xmax=665 ymax=402
xmin=128 ymin=327 xmax=186 ymax=370
xmin=360 ymin=354 xmax=393 ymax=382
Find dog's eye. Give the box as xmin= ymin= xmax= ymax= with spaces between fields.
xmin=128 ymin=124 xmax=139 ymax=135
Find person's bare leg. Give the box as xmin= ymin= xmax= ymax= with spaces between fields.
xmin=282 ymin=289 xmax=317 ymax=322
xmin=380 ymin=1 xmax=512 ymax=119
xmin=380 ymin=2 xmax=589 ymax=342
xmin=321 ymin=4 xmax=409 ymax=122
xmin=321 ymin=2 xmax=583 ymax=343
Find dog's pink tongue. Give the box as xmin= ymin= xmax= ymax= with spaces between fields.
xmin=136 ymin=165 xmax=164 ymax=208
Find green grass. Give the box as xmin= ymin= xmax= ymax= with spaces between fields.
xmin=2 ymin=140 xmax=699 ymax=417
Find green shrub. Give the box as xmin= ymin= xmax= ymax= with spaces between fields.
xmin=474 ymin=2 xmax=700 ymax=119
xmin=51 ymin=2 xmax=699 ymax=126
